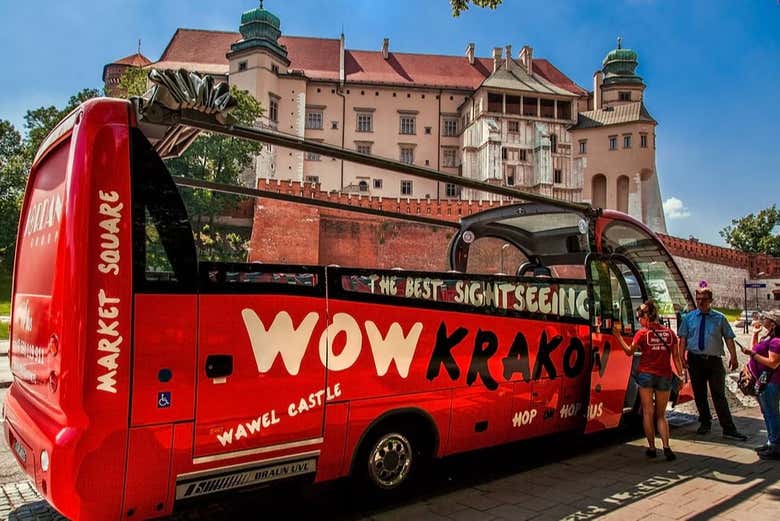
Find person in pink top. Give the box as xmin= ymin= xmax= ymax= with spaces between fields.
xmin=740 ymin=309 xmax=780 ymax=460
xmin=613 ymin=300 xmax=685 ymax=460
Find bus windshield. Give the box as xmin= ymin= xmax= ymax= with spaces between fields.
xmin=601 ymin=220 xmax=694 ymax=323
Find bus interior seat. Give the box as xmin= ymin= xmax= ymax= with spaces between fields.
xmin=517 ymin=257 xmax=552 ymax=278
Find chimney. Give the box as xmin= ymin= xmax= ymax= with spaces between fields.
xmin=593 ymin=71 xmax=603 ymax=109
xmin=492 ymin=47 xmax=503 ymax=73
xmin=381 ymin=38 xmax=389 ymax=60
xmin=505 ymin=45 xmax=513 ymax=71
xmin=519 ymin=45 xmax=533 ymax=74
xmin=465 ymin=42 xmax=475 ymax=65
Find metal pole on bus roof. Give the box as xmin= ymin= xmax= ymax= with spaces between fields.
xmin=177 ymin=114 xmax=594 ymax=216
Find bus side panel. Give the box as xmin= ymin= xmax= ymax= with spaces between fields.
xmin=448 ymin=383 xmax=513 ymax=454
xmin=585 ymin=332 xmax=634 ymax=432
xmin=131 ymin=294 xmax=197 ymax=426
xmin=74 ymin=102 xmax=134 ymax=518
xmin=342 ymin=391 xmax=452 ymax=475
xmin=314 ymin=402 xmax=349 ymax=483
xmin=122 ymin=425 xmax=174 ymax=519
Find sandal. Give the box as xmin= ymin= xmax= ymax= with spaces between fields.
xmin=645 ymin=448 xmax=657 ymax=458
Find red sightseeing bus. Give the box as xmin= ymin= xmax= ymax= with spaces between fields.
xmin=4 ymin=73 xmax=693 ymax=520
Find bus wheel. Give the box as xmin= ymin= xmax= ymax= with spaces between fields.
xmin=355 ymin=424 xmax=430 ymax=497
xmin=367 ymin=432 xmax=413 ymax=489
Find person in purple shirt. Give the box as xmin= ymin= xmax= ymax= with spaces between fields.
xmin=741 ymin=309 xmax=780 ymax=460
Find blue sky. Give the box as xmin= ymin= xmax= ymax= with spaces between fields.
xmin=1 ymin=0 xmax=778 ymax=244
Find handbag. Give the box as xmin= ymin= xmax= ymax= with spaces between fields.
xmin=735 ymin=339 xmax=773 ymax=397
xmin=737 ymin=364 xmax=759 ymax=397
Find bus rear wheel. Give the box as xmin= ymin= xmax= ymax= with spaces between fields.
xmin=355 ymin=423 xmax=430 ymax=497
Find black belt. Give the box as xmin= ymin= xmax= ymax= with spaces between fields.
xmin=688 ymin=353 xmax=722 ymax=360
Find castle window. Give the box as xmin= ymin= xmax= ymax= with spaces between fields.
xmin=550 ymin=134 xmax=558 ymax=153
xmin=399 ymin=115 xmax=416 ymax=135
xmin=305 ymin=109 xmax=323 ymax=130
xmin=518 ymin=149 xmax=527 ymax=161
xmin=523 ymin=96 xmax=538 ymax=117
xmin=305 ymin=175 xmax=319 ymax=184
xmin=488 ymin=93 xmax=503 ymax=113
xmin=400 ymin=146 xmax=414 ymax=165
xmin=554 ymin=169 xmax=563 ymax=184
xmin=623 ymin=134 xmax=632 ymax=149
xmin=356 ymin=112 xmax=373 ymax=132
xmin=506 ymin=165 xmax=516 ymax=186
xmin=609 ymin=135 xmax=617 ymax=150
xmin=507 ymin=120 xmax=519 ymax=133
xmin=271 ymin=64 xmax=279 ymax=74
xmin=238 ymin=61 xmax=248 ymax=72
xmin=557 ymin=100 xmax=571 ymax=120
xmin=442 ymin=147 xmax=458 ymax=168
xmin=579 ymin=139 xmax=587 ymax=154
xmin=640 ymin=133 xmax=648 ymax=148
xmin=443 ymin=118 xmax=459 ymax=136
xmin=356 ymin=142 xmax=372 ymax=155
xmin=506 ymin=95 xmax=521 ymax=115
xmin=268 ymin=96 xmax=279 ymax=122
xmin=305 ymin=151 xmax=320 ymax=161
xmin=401 ymin=180 xmax=413 ymax=195
xmin=445 ymin=183 xmax=460 ymax=197
xmin=619 ymin=91 xmax=631 ymax=101
xmin=373 ymin=179 xmax=383 ymax=189
xmin=540 ymin=99 xmax=555 ymax=119
xmin=358 ymin=180 xmax=369 ymax=192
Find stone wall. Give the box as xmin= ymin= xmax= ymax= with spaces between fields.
xmin=672 ymin=257 xmax=750 ymax=310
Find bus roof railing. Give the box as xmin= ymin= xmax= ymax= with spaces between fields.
xmin=133 ymin=69 xmax=596 ymax=218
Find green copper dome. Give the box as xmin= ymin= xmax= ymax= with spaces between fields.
xmin=231 ymin=1 xmax=288 ymax=62
xmin=601 ymin=38 xmax=643 ymax=86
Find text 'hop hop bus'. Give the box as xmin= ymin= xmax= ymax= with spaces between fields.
xmin=4 ymin=70 xmax=693 ymax=520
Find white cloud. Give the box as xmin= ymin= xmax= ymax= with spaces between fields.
xmin=663 ymin=197 xmax=691 ymax=219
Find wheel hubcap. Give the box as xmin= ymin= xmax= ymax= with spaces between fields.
xmin=368 ymin=433 xmax=412 ymax=489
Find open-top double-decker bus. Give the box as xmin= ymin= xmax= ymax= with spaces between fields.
xmin=4 ymin=71 xmax=693 ymax=520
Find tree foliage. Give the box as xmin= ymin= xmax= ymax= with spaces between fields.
xmin=0 ymin=120 xmax=27 ymax=267
xmin=450 ymin=0 xmax=503 ymax=16
xmin=113 ymin=66 xmax=149 ymax=98
xmin=720 ymin=205 xmax=780 ymax=257
xmin=165 ymin=86 xmax=263 ymax=260
xmin=24 ymin=88 xmax=101 ymax=157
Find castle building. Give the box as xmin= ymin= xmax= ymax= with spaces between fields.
xmin=106 ymin=2 xmax=666 ymax=233
xmin=102 ymin=52 xmax=152 ymax=97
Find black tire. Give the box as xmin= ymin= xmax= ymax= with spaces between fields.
xmin=353 ymin=423 xmax=430 ymax=499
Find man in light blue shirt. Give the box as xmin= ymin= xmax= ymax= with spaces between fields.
xmin=679 ymin=287 xmax=747 ymax=440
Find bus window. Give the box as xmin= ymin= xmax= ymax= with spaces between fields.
xmin=465 ymin=237 xmax=527 ymax=275
xmin=588 ymin=258 xmax=637 ymax=335
xmin=601 ymin=222 xmax=693 ymax=329
xmin=131 ymin=128 xmax=198 ymax=292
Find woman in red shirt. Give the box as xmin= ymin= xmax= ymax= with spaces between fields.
xmin=613 ymin=300 xmax=685 ymax=460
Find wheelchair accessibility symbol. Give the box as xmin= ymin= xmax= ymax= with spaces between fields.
xmin=158 ymin=391 xmax=171 ymax=408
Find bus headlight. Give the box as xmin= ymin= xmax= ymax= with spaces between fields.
xmin=40 ymin=450 xmax=49 ymax=472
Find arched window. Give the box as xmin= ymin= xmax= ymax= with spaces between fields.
xmin=617 ymin=175 xmax=629 ymax=213
xmin=592 ymin=174 xmax=607 ymax=209
xmin=358 ymin=180 xmax=368 ymax=192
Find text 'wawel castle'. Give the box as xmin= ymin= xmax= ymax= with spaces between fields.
xmin=105 ymin=3 xmax=666 ymax=233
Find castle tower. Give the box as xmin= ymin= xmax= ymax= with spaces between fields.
xmin=571 ymin=39 xmax=666 ymax=233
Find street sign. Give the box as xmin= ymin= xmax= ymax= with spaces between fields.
xmin=744 ymin=283 xmax=767 ymax=288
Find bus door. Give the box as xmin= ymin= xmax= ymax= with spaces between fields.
xmin=585 ymin=255 xmax=638 ymax=433
xmin=194 ymin=264 xmax=328 ymax=458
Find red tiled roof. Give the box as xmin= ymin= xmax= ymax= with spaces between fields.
xmin=154 ymin=29 xmax=586 ymax=94
xmin=112 ymin=53 xmax=152 ymax=67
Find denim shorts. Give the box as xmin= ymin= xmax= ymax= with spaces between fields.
xmin=636 ymin=372 xmax=673 ymax=391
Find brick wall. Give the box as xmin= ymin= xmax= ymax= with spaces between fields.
xmin=248 ymin=180 xmax=780 ymax=307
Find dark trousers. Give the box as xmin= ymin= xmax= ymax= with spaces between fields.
xmin=687 ymin=354 xmax=736 ymax=431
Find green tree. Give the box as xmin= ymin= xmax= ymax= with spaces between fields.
xmin=720 ymin=205 xmax=780 ymax=257
xmin=165 ymin=86 xmax=263 ymax=259
xmin=450 ymin=0 xmax=503 ymax=16
xmin=112 ymin=66 xmax=149 ymax=98
xmin=0 ymin=120 xmax=27 ymax=267
xmin=24 ymin=88 xmax=101 ymax=157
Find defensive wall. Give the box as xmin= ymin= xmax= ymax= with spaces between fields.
xmin=248 ymin=179 xmax=780 ymax=309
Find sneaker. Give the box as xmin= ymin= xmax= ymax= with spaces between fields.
xmin=696 ymin=424 xmax=711 ymax=435
xmin=722 ymin=430 xmax=748 ymax=442
xmin=645 ymin=448 xmax=658 ymax=458
xmin=757 ymin=445 xmax=775 ymax=455
xmin=663 ymin=448 xmax=677 ymax=461
xmin=754 ymin=444 xmax=771 ymax=453
xmin=758 ymin=449 xmax=780 ymax=460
